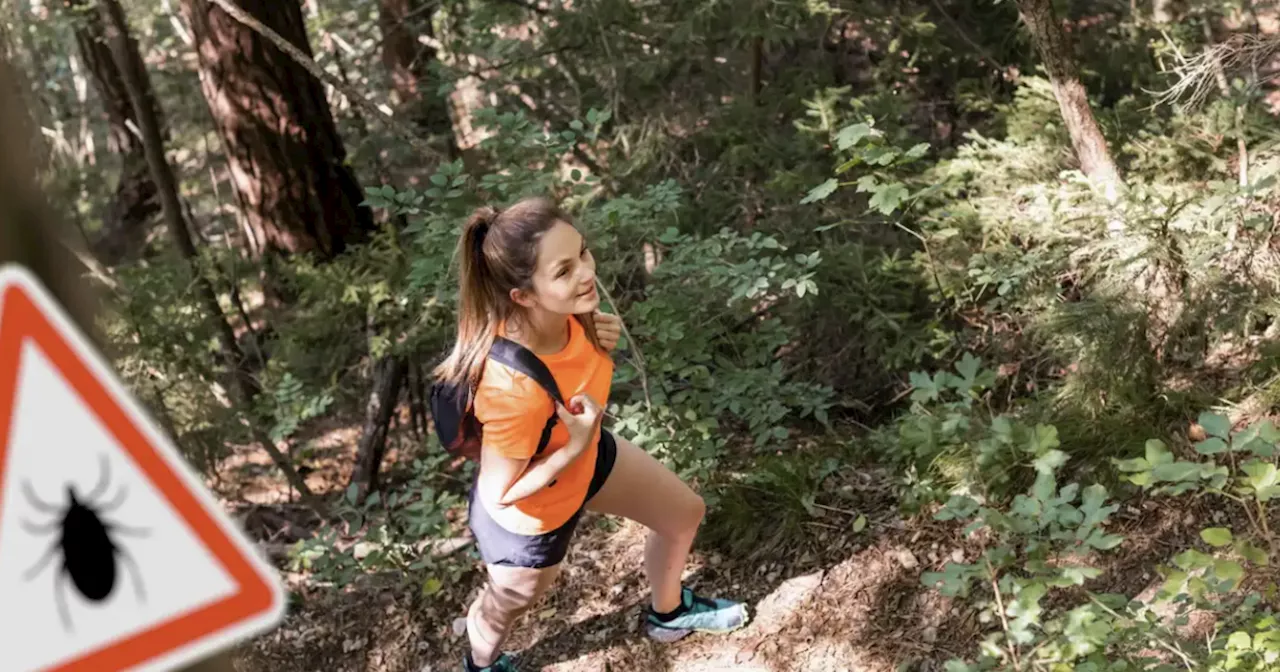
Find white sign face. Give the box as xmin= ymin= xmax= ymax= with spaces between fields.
xmin=0 ymin=266 xmax=285 ymax=672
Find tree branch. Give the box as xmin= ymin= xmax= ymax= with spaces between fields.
xmin=205 ymin=0 xmax=446 ymax=160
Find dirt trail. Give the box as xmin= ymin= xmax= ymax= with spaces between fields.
xmin=238 ymin=492 xmax=983 ymax=672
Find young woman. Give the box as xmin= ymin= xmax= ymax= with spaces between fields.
xmin=435 ymin=198 xmax=747 ymax=671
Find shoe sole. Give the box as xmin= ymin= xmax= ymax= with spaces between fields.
xmin=645 ymin=604 xmax=750 ymax=643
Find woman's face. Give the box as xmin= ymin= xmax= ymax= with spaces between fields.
xmin=515 ymin=220 xmax=598 ymax=315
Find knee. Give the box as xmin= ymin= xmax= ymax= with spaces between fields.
xmin=481 ymin=582 xmax=541 ymax=620
xmin=680 ymin=493 xmax=706 ymax=535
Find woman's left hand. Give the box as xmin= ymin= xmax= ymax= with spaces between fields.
xmin=593 ymin=310 xmax=623 ymax=351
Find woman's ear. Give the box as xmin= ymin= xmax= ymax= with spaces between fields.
xmin=510 ymin=287 xmax=536 ymax=309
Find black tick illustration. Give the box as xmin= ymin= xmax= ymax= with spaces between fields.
xmin=21 ymin=454 xmax=148 ymax=631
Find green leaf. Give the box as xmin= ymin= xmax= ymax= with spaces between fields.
xmin=903 ymin=142 xmax=930 ymax=160
xmin=801 ymin=178 xmax=839 ymax=205
xmin=1195 ymin=437 xmax=1228 ymax=455
xmin=1028 ymin=425 xmax=1062 ymax=455
xmin=954 ymin=353 xmax=981 ymax=384
xmin=1213 ymin=558 xmax=1244 ymax=583
xmin=1079 ymin=484 xmax=1116 ymax=524
xmin=1201 ymin=527 xmax=1233 ymax=547
xmin=1146 ymin=439 xmax=1174 ymax=466
xmin=1199 ymin=412 xmax=1231 ymax=439
xmin=864 ymin=146 xmax=900 ymax=166
xmin=1031 ymin=473 xmax=1056 ymax=504
xmin=1151 ymin=462 xmax=1202 ymax=482
xmin=1057 ymin=566 xmax=1103 ymax=585
xmin=1033 ymin=449 xmax=1068 ymax=475
xmin=422 ymin=577 xmax=443 ymax=596
xmin=1228 ymin=631 xmax=1252 ymax=650
xmin=1088 ymin=533 xmax=1124 ymax=550
xmin=1238 ymin=540 xmax=1269 ymax=566
xmin=1174 ymin=549 xmax=1215 ymax=570
xmin=909 ymin=370 xmax=942 ymax=402
xmin=1113 ymin=456 xmax=1150 ymax=472
xmin=570 ymin=168 xmax=582 ymax=181
xmin=1159 ymin=570 xmax=1188 ymax=598
xmin=835 ymin=122 xmax=873 ymax=150
xmin=853 ymin=515 xmax=867 ymax=533
xmin=1243 ymin=460 xmax=1279 ymax=486
xmin=868 ymin=183 xmax=909 ymax=215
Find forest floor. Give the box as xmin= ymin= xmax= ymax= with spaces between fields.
xmin=224 ymin=416 xmax=1216 ymax=672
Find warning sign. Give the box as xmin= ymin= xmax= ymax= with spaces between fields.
xmin=0 ymin=266 xmax=285 ymax=672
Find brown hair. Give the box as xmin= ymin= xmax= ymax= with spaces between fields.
xmin=434 ymin=197 xmax=602 ymax=395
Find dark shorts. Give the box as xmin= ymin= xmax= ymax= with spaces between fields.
xmin=468 ymin=430 xmax=618 ymax=569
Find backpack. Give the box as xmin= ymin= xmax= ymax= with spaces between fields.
xmin=429 ymin=337 xmax=566 ymax=460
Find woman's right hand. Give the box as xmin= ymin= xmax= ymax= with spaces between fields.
xmin=555 ymin=393 xmax=603 ymax=451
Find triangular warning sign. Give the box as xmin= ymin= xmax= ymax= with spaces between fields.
xmin=0 ymin=266 xmax=285 ymax=672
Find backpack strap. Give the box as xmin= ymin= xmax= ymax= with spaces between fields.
xmin=487 ymin=337 xmax=565 ymax=457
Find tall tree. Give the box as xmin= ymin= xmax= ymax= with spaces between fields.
xmin=63 ymin=0 xmax=160 ymax=265
xmin=178 ymin=0 xmax=374 ymax=261
xmin=1015 ymin=0 xmax=1124 ymax=199
xmin=379 ymin=0 xmax=451 ymax=138
xmin=101 ymin=0 xmax=323 ymax=510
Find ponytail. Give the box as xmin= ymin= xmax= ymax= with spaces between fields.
xmin=434 ymin=207 xmax=502 ymax=396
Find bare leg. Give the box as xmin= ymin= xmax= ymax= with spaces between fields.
xmin=585 ymin=436 xmax=706 ymax=613
xmin=466 ymin=563 xmax=561 ymax=667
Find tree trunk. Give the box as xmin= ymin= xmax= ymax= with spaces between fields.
xmin=179 ymin=0 xmax=374 ymax=261
xmin=101 ymin=0 xmax=325 ymax=514
xmin=1015 ymin=0 xmax=1123 ymax=198
xmin=349 ymin=355 xmax=406 ymax=500
xmin=379 ymin=0 xmax=450 ymax=136
xmin=64 ymin=0 xmax=161 ymax=265
xmin=0 ymin=51 xmax=239 ymax=672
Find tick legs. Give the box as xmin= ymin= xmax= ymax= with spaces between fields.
xmin=99 ymin=485 xmax=128 ymax=515
xmin=118 ymin=547 xmax=147 ymax=604
xmin=54 ymin=567 xmax=73 ymax=633
xmin=22 ymin=540 xmax=59 ymax=582
xmin=21 ymin=480 xmax=59 ymax=515
xmin=21 ymin=518 xmax=59 ymax=535
xmin=84 ymin=454 xmax=111 ymax=504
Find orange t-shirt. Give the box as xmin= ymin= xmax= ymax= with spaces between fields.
xmin=472 ymin=316 xmax=614 ymax=535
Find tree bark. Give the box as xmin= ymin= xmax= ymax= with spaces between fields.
xmin=349 ymin=354 xmax=406 ymax=500
xmin=179 ymin=0 xmax=374 ymax=261
xmin=64 ymin=0 xmax=161 ymax=265
xmin=379 ymin=0 xmax=451 ymax=136
xmin=1015 ymin=0 xmax=1124 ymax=198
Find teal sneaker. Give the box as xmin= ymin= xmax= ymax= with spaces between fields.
xmin=463 ymin=652 xmax=519 ymax=672
xmin=645 ymin=587 xmax=749 ymax=643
